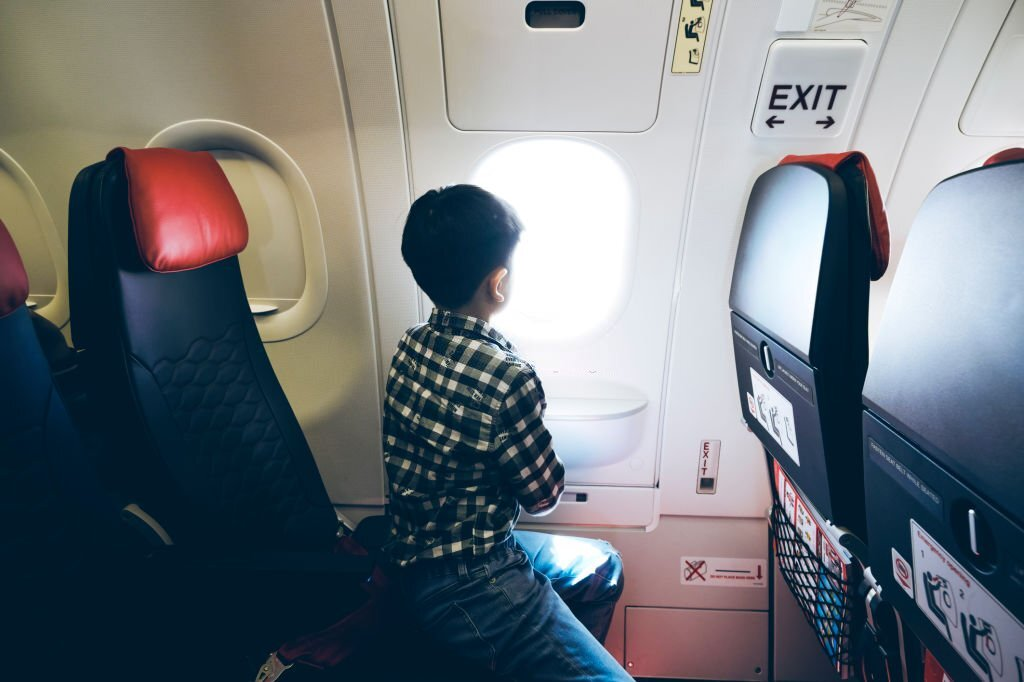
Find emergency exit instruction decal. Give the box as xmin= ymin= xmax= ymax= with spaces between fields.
xmin=911 ymin=521 xmax=1024 ymax=681
xmin=752 ymin=39 xmax=867 ymax=138
xmin=671 ymin=0 xmax=713 ymax=74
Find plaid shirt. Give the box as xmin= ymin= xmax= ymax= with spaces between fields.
xmin=382 ymin=309 xmax=565 ymax=566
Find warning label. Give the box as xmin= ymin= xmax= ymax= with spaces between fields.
xmin=892 ymin=547 xmax=914 ymax=599
xmin=775 ymin=461 xmax=851 ymax=583
xmin=911 ymin=520 xmax=1024 ymax=681
xmin=671 ymin=0 xmax=714 ymax=74
xmin=812 ymin=0 xmax=893 ymax=33
xmin=680 ymin=556 xmax=767 ymax=589
xmin=750 ymin=369 xmax=800 ymax=465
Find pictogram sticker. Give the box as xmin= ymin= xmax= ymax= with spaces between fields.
xmin=750 ymin=369 xmax=800 ymax=465
xmin=681 ymin=557 xmax=767 ymax=588
xmin=812 ymin=0 xmax=893 ymax=33
xmin=911 ymin=520 xmax=1024 ymax=681
xmin=683 ymin=559 xmax=708 ymax=582
xmin=671 ymin=0 xmax=714 ymax=74
xmin=892 ymin=547 xmax=914 ymax=599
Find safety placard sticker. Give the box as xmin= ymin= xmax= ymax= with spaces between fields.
xmin=795 ymin=498 xmax=818 ymax=550
xmin=892 ymin=547 xmax=914 ymax=599
xmin=775 ymin=461 xmax=851 ymax=582
xmin=750 ymin=368 xmax=800 ymax=465
xmin=911 ymin=520 xmax=1024 ymax=681
xmin=671 ymin=0 xmax=714 ymax=74
xmin=812 ymin=0 xmax=893 ymax=33
xmin=681 ymin=556 xmax=767 ymax=588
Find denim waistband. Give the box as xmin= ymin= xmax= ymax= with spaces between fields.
xmin=402 ymin=534 xmax=518 ymax=580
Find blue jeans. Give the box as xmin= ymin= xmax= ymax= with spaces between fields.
xmin=398 ymin=531 xmax=632 ymax=681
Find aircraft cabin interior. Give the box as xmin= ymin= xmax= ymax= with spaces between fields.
xmin=2 ymin=0 xmax=1022 ymax=680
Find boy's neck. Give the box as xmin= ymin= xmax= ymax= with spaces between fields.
xmin=452 ymin=300 xmax=493 ymax=323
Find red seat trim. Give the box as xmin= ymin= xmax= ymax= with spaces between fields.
xmin=0 ymin=219 xmax=29 ymax=318
xmin=110 ymin=147 xmax=249 ymax=273
xmin=779 ymin=151 xmax=891 ymax=281
xmin=983 ymin=147 xmax=1024 ymax=166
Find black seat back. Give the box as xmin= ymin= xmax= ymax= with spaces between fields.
xmin=862 ymin=153 xmax=1024 ymax=682
xmin=0 ymin=218 xmax=124 ymax=575
xmin=730 ymin=153 xmax=884 ymax=536
xmin=69 ymin=147 xmax=337 ymax=551
xmin=0 ymin=218 xmax=164 ymax=678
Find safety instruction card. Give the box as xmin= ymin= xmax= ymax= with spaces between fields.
xmin=911 ymin=521 xmax=1024 ymax=681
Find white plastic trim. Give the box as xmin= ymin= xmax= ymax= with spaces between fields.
xmin=146 ymin=119 xmax=329 ymax=342
xmin=546 ymin=397 xmax=648 ymax=422
xmin=0 ymin=148 xmax=69 ymax=327
xmin=120 ymin=503 xmax=174 ymax=546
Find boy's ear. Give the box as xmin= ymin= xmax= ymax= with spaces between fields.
xmin=489 ymin=267 xmax=509 ymax=303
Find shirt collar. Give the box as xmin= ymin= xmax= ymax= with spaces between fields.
xmin=428 ymin=308 xmax=516 ymax=353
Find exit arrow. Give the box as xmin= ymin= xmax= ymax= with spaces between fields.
xmin=766 ymin=115 xmax=784 ymax=129
xmin=816 ymin=115 xmax=836 ymax=129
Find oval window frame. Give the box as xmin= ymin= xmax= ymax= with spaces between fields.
xmin=0 ymin=148 xmax=69 ymax=327
xmin=147 ymin=119 xmax=328 ymax=342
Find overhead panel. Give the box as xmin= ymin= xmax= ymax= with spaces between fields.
xmin=440 ymin=0 xmax=673 ymax=132
xmin=960 ymin=0 xmax=1024 ymax=136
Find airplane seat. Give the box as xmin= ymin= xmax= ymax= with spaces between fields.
xmin=28 ymin=307 xmax=76 ymax=373
xmin=69 ymin=146 xmax=340 ymax=553
xmin=861 ymin=150 xmax=1024 ymax=682
xmin=729 ymin=152 xmax=892 ymax=677
xmin=730 ymin=151 xmax=888 ymax=538
xmin=0 ymin=217 xmax=128 ymax=574
xmin=0 ymin=217 xmax=212 ymax=680
xmin=67 ymin=147 xmax=420 ymax=678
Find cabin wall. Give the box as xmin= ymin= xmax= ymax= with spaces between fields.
xmin=0 ymin=0 xmax=386 ymax=505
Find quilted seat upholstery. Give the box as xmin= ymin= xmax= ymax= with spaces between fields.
xmin=148 ymin=323 xmax=318 ymax=544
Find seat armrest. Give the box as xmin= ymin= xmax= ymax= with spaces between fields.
xmin=204 ymin=551 xmax=374 ymax=576
xmin=147 ymin=546 xmax=374 ymax=577
xmin=836 ymin=528 xmax=869 ymax=565
xmin=353 ymin=514 xmax=391 ymax=552
xmin=120 ymin=503 xmax=174 ymax=547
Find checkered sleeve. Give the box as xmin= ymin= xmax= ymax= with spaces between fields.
xmin=496 ymin=370 xmax=565 ymax=515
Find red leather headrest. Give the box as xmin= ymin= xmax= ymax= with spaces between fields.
xmin=983 ymin=148 xmax=1024 ymax=166
xmin=0 ymin=219 xmax=29 ymax=319
xmin=779 ymin=151 xmax=890 ymax=281
xmin=110 ymin=147 xmax=249 ymax=273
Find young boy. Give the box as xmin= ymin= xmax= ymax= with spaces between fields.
xmin=383 ymin=185 xmax=632 ymax=681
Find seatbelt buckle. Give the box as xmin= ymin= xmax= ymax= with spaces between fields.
xmin=254 ymin=652 xmax=293 ymax=682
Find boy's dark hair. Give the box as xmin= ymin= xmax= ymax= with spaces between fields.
xmin=401 ymin=184 xmax=522 ymax=309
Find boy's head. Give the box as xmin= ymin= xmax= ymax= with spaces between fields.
xmin=401 ymin=184 xmax=522 ymax=312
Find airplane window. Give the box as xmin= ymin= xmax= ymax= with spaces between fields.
xmin=0 ymin=148 xmax=68 ymax=326
xmin=470 ymin=138 xmax=636 ymax=342
xmin=148 ymin=120 xmax=328 ymax=342
xmin=211 ymin=149 xmax=306 ymax=304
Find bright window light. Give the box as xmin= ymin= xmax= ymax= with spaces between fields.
xmin=546 ymin=535 xmax=617 ymax=587
xmin=470 ymin=138 xmax=636 ymax=342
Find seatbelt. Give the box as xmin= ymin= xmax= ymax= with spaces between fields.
xmin=255 ymin=535 xmax=393 ymax=681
